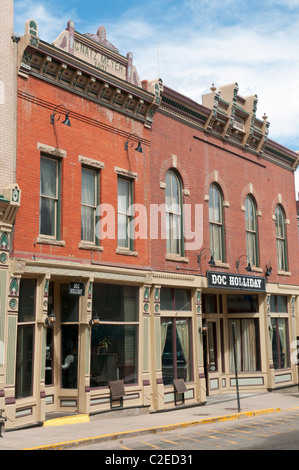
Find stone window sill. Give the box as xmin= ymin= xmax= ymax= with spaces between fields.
xmin=37 ymin=237 xmax=65 ymax=246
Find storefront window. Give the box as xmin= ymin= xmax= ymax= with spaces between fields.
xmin=161 ymin=318 xmax=192 ymax=385
xmin=15 ymin=279 xmax=36 ymax=399
xmin=271 ymin=318 xmax=290 ymax=369
xmin=229 ymin=319 xmax=260 ymax=372
xmin=90 ymin=284 xmax=139 ymax=387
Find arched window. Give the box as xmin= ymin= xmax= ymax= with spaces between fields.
xmin=209 ymin=184 xmax=224 ymax=261
xmin=165 ymin=169 xmax=183 ymax=255
xmin=245 ymin=195 xmax=258 ymax=266
xmin=275 ymin=205 xmax=287 ymax=271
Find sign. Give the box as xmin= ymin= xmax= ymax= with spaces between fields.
xmin=207 ymin=271 xmax=266 ymax=292
xmin=69 ymin=282 xmax=85 ymax=296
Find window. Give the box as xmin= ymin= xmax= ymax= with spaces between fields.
xmin=275 ymin=205 xmax=288 ymax=271
xmin=245 ymin=195 xmax=258 ymax=266
xmin=209 ymin=184 xmax=224 ymax=261
xmin=270 ymin=296 xmax=289 ymax=369
xmin=229 ymin=319 xmax=260 ymax=372
xmin=15 ymin=279 xmax=36 ymax=399
xmin=161 ymin=318 xmax=192 ymax=385
xmin=81 ymin=167 xmax=98 ymax=243
xmin=160 ymin=288 xmax=191 ymax=311
xmin=117 ymin=177 xmax=133 ymax=249
xmin=60 ymin=284 xmax=79 ymax=389
xmin=270 ymin=295 xmax=288 ymax=314
xmin=90 ymin=284 xmax=139 ymax=387
xmin=39 ymin=156 xmax=60 ymax=238
xmin=165 ymin=170 xmax=183 ymax=255
xmin=227 ymin=294 xmax=258 ymax=314
xmin=271 ymin=318 xmax=290 ymax=369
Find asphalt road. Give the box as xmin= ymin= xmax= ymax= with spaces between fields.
xmin=72 ymin=408 xmax=299 ymax=452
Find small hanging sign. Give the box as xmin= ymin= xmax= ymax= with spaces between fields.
xmin=69 ymin=282 xmax=85 ymax=296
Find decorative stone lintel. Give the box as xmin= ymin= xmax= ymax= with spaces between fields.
xmin=114 ymin=167 xmax=137 ymax=179
xmin=78 ymin=155 xmax=105 ymax=169
xmin=37 ymin=142 xmax=66 ymax=158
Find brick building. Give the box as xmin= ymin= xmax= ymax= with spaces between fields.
xmin=144 ymin=79 xmax=299 ymax=402
xmin=1 ymin=16 xmax=299 ymax=430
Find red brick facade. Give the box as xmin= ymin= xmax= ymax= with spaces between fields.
xmin=15 ymin=75 xmax=151 ymax=268
xmin=149 ymin=85 xmax=299 ymax=285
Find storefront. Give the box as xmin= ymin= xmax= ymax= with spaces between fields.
xmin=201 ymin=271 xmax=298 ymax=396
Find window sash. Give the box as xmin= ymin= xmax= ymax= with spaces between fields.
xmin=209 ymin=185 xmax=223 ymax=261
xmin=117 ymin=178 xmax=133 ymax=249
xmin=39 ymin=156 xmax=59 ymax=238
xmin=165 ymin=171 xmax=183 ymax=255
xmin=245 ymin=197 xmax=258 ymax=266
xmin=275 ymin=206 xmax=287 ymax=270
xmin=81 ymin=167 xmax=97 ymax=243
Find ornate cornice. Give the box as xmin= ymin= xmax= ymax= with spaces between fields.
xmin=17 ymin=22 xmax=160 ymax=128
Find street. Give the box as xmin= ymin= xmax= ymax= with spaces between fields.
xmin=72 ymin=408 xmax=299 ymax=451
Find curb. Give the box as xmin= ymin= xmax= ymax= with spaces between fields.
xmin=43 ymin=414 xmax=90 ymax=427
xmin=23 ymin=407 xmax=281 ymax=450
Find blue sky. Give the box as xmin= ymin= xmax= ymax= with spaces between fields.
xmin=14 ymin=0 xmax=299 ymax=197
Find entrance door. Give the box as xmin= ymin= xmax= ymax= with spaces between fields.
xmin=60 ymin=284 xmax=79 ymax=391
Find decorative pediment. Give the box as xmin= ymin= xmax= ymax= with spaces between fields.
xmin=17 ymin=20 xmax=159 ymax=128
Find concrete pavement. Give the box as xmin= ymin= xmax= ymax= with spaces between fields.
xmin=1 ymin=390 xmax=299 ymax=450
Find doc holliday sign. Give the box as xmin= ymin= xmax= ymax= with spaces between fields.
xmin=207 ymin=271 xmax=266 ymax=292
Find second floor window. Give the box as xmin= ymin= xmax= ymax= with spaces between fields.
xmin=117 ymin=177 xmax=133 ymax=249
xmin=209 ymin=184 xmax=224 ymax=261
xmin=165 ymin=169 xmax=183 ymax=255
xmin=275 ymin=205 xmax=288 ymax=271
xmin=40 ymin=156 xmax=60 ymax=238
xmin=81 ymin=167 xmax=98 ymax=243
xmin=245 ymin=195 xmax=258 ymax=266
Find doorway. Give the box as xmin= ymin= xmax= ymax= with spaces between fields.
xmin=45 ymin=282 xmax=80 ymax=414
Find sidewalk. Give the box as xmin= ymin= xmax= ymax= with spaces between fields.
xmin=1 ymin=390 xmax=299 ymax=450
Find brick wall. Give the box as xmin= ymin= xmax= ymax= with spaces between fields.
xmin=15 ymin=75 xmax=151 ymax=268
xmin=150 ymin=111 xmax=299 ymax=285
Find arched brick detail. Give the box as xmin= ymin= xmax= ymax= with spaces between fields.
xmin=241 ymin=184 xmax=261 ymax=212
xmin=159 ymin=157 xmax=190 ymax=191
xmin=271 ymin=195 xmax=290 ymax=221
xmin=204 ymin=170 xmax=229 ymax=202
